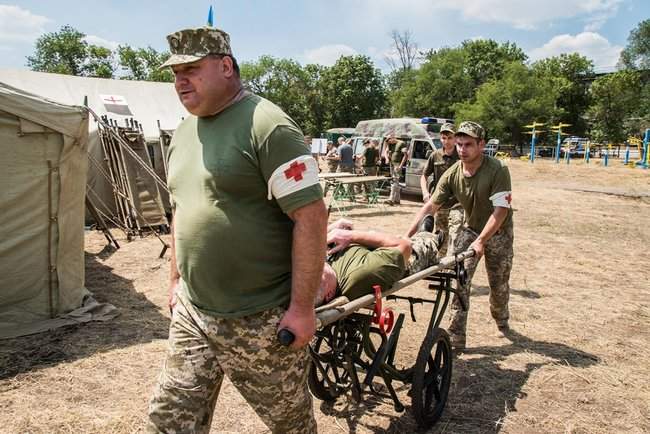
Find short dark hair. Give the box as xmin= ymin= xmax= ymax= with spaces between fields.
xmin=210 ymin=54 xmax=240 ymax=76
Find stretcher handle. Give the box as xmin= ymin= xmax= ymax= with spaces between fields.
xmin=277 ymin=329 xmax=295 ymax=346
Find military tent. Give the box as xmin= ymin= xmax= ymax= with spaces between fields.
xmin=0 ymin=82 xmax=117 ymax=339
xmin=0 ymin=69 xmax=187 ymax=221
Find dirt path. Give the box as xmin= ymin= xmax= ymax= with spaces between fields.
xmin=1 ymin=159 xmax=649 ymax=433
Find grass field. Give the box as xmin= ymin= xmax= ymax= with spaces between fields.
xmin=1 ymin=159 xmax=649 ymax=433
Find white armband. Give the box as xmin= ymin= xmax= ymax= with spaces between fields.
xmin=489 ymin=191 xmax=512 ymax=208
xmin=267 ymin=155 xmax=320 ymax=200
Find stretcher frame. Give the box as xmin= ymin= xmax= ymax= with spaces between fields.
xmin=308 ymin=249 xmax=474 ymax=429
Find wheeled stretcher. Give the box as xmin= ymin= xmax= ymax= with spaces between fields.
xmin=278 ymin=249 xmax=475 ymax=429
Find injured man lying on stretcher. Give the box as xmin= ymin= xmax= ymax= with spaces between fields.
xmin=317 ymin=219 xmax=444 ymax=305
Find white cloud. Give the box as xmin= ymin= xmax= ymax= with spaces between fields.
xmin=0 ymin=5 xmax=50 ymax=43
xmin=360 ymin=0 xmax=621 ymax=30
xmin=84 ymin=35 xmax=120 ymax=51
xmin=529 ymin=32 xmax=623 ymax=68
xmin=303 ymin=44 xmax=357 ymax=66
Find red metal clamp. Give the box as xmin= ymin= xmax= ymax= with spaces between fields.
xmin=372 ymin=285 xmax=394 ymax=335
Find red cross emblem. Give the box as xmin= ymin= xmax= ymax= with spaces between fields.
xmin=284 ymin=161 xmax=307 ymax=182
xmin=104 ymin=96 xmax=123 ymax=104
xmin=506 ymin=193 xmax=512 ymax=204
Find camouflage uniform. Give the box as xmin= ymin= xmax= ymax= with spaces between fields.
xmin=447 ymin=225 xmax=514 ymax=347
xmin=152 ymin=26 xmax=320 ymax=433
xmin=148 ymin=293 xmax=316 ymax=434
xmin=434 ymin=207 xmax=464 ymax=257
xmin=407 ymin=231 xmax=443 ymax=274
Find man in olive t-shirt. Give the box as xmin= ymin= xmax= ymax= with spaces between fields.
xmin=315 ymin=219 xmax=443 ymax=303
xmin=406 ymin=121 xmax=514 ymax=351
xmin=384 ymin=136 xmax=408 ymax=206
xmin=420 ymin=123 xmax=464 ymax=256
xmin=147 ymin=26 xmax=327 ymax=434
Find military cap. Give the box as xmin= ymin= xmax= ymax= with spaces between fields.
xmin=160 ymin=26 xmax=232 ymax=68
xmin=456 ymin=121 xmax=485 ymax=139
xmin=440 ymin=123 xmax=456 ymax=134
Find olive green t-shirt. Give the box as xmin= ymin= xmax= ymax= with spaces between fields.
xmin=422 ymin=148 xmax=460 ymax=209
xmin=362 ymin=146 xmax=379 ymax=167
xmin=431 ymin=156 xmax=513 ymax=232
xmin=330 ymin=245 xmax=406 ymax=300
xmin=389 ymin=140 xmax=407 ymax=164
xmin=167 ymin=94 xmax=323 ymax=317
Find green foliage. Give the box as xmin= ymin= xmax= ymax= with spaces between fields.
xmin=460 ymin=39 xmax=527 ymax=89
xmin=532 ymin=53 xmax=594 ymax=136
xmin=240 ymin=55 xmax=316 ymax=133
xmin=390 ymin=47 xmax=471 ymax=118
xmin=320 ymin=55 xmax=387 ymax=128
xmin=85 ymin=45 xmax=115 ymax=78
xmin=117 ymin=45 xmax=173 ymax=82
xmin=619 ymin=19 xmax=650 ymax=70
xmin=454 ymin=62 xmax=559 ymax=145
xmin=588 ymin=71 xmax=642 ymax=144
xmin=27 ymin=25 xmax=86 ymax=75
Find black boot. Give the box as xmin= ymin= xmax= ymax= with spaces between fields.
xmin=418 ymin=215 xmax=434 ymax=233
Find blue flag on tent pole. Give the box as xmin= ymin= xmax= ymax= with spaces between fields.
xmin=207 ymin=5 xmax=214 ymax=26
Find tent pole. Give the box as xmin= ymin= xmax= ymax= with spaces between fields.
xmin=47 ymin=160 xmax=55 ymax=319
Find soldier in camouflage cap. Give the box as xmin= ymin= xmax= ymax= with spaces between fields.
xmin=420 ymin=121 xmax=464 ymax=257
xmin=406 ymin=120 xmax=515 ymax=351
xmin=317 ymin=219 xmax=445 ymax=303
xmin=148 ymin=24 xmax=327 ymax=434
xmin=160 ymin=26 xmax=233 ymax=68
xmin=456 ymin=121 xmax=486 ymax=140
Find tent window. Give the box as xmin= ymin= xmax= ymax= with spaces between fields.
xmin=146 ymin=143 xmax=156 ymax=169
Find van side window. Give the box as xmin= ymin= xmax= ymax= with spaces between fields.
xmin=412 ymin=140 xmax=432 ymax=160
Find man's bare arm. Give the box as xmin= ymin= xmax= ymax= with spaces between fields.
xmin=406 ymin=198 xmax=442 ymax=237
xmin=420 ymin=174 xmax=430 ymax=201
xmin=470 ymin=207 xmax=508 ymax=259
xmin=279 ymin=199 xmax=328 ymax=349
xmin=327 ymin=229 xmax=412 ymax=261
xmin=168 ymin=214 xmax=180 ymax=312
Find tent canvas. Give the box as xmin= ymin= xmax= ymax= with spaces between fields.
xmin=0 ymin=82 xmax=116 ymax=339
xmin=0 ymin=69 xmax=187 ymax=221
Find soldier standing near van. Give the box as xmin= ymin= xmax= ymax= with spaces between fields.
xmin=419 ymin=123 xmax=463 ymax=256
xmin=325 ymin=140 xmax=339 ymax=173
xmin=361 ymin=139 xmax=380 ymax=198
xmin=384 ymin=136 xmax=408 ymax=206
xmin=405 ymin=121 xmax=514 ymax=351
xmin=337 ymin=136 xmax=354 ymax=173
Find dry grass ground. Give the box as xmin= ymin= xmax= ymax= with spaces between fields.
xmin=1 ymin=159 xmax=649 ymax=433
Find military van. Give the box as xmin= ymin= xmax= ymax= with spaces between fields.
xmin=350 ymin=117 xmax=453 ymax=196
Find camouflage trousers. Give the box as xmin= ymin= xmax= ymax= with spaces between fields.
xmin=448 ymin=225 xmax=514 ymax=342
xmin=434 ymin=206 xmax=465 ymax=257
xmin=362 ymin=166 xmax=378 ymax=195
xmin=326 ymin=161 xmax=339 ymax=173
xmin=388 ymin=164 xmax=401 ymax=203
xmin=407 ymin=231 xmax=442 ymax=275
xmin=147 ymin=293 xmax=316 ymax=434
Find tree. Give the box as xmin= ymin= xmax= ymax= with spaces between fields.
xmin=532 ymin=53 xmax=594 ymax=136
xmin=117 ymin=45 xmax=173 ymax=82
xmin=27 ymin=25 xmax=104 ymax=76
xmin=461 ymin=39 xmax=527 ymax=89
xmin=85 ymin=45 xmax=114 ymax=78
xmin=241 ymin=56 xmax=316 ymax=134
xmin=619 ymin=19 xmax=650 ymax=70
xmin=588 ymin=71 xmax=641 ymax=144
xmin=385 ymin=30 xmax=419 ymax=73
xmin=454 ymin=62 xmax=560 ymax=145
xmin=390 ymin=47 xmax=472 ymax=118
xmin=320 ymin=55 xmax=387 ymax=128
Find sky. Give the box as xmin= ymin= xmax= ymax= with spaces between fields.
xmin=0 ymin=0 xmax=648 ymax=72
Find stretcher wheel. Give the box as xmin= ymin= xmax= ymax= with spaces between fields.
xmin=308 ymin=326 xmax=361 ymax=401
xmin=411 ymin=327 xmax=452 ymax=428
